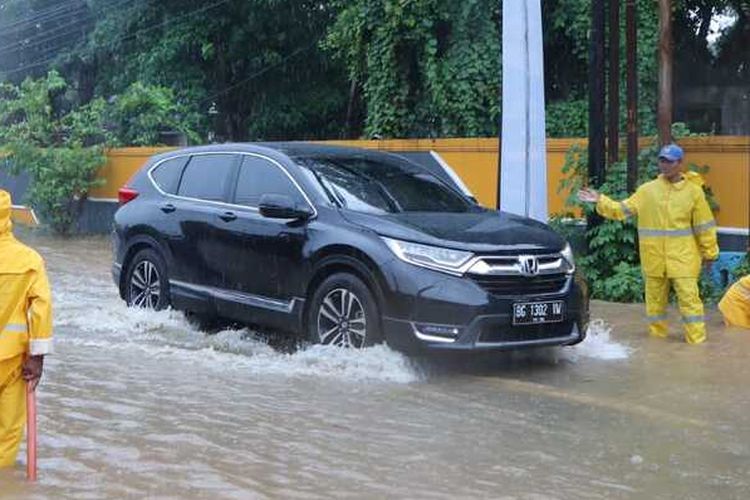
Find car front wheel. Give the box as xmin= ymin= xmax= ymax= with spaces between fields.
xmin=307 ymin=273 xmax=382 ymax=348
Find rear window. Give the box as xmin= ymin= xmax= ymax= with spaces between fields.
xmin=177 ymin=154 xmax=236 ymax=201
xmin=150 ymin=156 xmax=188 ymax=194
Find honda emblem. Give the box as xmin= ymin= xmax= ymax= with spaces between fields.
xmin=518 ymin=255 xmax=539 ymax=276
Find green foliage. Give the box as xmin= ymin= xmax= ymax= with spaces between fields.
xmin=557 ymin=123 xmax=719 ymax=303
xmin=732 ymin=253 xmax=750 ymax=280
xmin=5 ymin=144 xmax=105 ymax=234
xmin=108 ymin=82 xmax=200 ymax=146
xmin=325 ymin=0 xmax=501 ymax=138
xmin=546 ymin=99 xmax=588 ymax=137
xmin=0 ymin=71 xmax=106 ymax=234
xmin=78 ymin=0 xmax=348 ymax=141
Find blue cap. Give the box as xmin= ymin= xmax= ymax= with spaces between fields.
xmin=658 ymin=143 xmax=684 ymax=162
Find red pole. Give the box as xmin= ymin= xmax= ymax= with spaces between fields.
xmin=26 ymin=383 xmax=37 ymax=482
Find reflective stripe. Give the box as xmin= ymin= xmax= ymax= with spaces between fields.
xmin=639 ymin=222 xmax=717 ymax=238
xmin=647 ymin=314 xmax=667 ymax=322
xmin=2 ymin=323 xmax=28 ymax=333
xmin=620 ymin=202 xmax=633 ymax=218
xmin=639 ymin=228 xmax=694 ymax=237
xmin=692 ymin=220 xmax=717 ymax=234
xmin=682 ymin=315 xmax=705 ymax=324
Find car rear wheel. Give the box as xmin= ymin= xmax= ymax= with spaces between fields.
xmin=307 ymin=273 xmax=382 ymax=348
xmin=125 ymin=248 xmax=169 ymax=310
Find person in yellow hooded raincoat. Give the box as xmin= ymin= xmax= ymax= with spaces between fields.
xmin=718 ymin=272 xmax=750 ymax=328
xmin=578 ymin=143 xmax=719 ymax=344
xmin=0 ymin=189 xmax=53 ymax=468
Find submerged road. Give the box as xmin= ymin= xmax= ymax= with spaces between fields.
xmin=1 ymin=233 xmax=749 ymax=499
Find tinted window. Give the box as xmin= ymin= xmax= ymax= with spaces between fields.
xmin=234 ymin=156 xmax=305 ymax=207
xmin=151 ymin=156 xmax=188 ymax=194
xmin=177 ymin=154 xmax=236 ymax=201
xmin=295 ymin=156 xmax=473 ymax=214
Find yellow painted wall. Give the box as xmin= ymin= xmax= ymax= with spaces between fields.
xmin=92 ymin=137 xmax=749 ymax=230
xmin=10 ymin=206 xmax=38 ymax=226
xmin=90 ymin=147 xmax=175 ymax=199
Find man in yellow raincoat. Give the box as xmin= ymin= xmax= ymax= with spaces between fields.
xmin=578 ymin=144 xmax=719 ymax=344
xmin=718 ymin=272 xmax=750 ymax=328
xmin=0 ymin=189 xmax=53 ymax=468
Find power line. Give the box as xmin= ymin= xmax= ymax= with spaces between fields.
xmin=0 ymin=0 xmax=133 ymax=56
xmin=1 ymin=0 xmax=234 ymax=79
xmin=0 ymin=0 xmax=85 ymax=35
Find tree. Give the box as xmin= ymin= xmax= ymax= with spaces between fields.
xmin=74 ymin=0 xmax=350 ymax=141
xmin=326 ymin=0 xmax=502 ymax=138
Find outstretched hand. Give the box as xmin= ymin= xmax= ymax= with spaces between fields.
xmin=577 ymin=187 xmax=601 ymax=203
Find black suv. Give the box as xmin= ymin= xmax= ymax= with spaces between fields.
xmin=112 ymin=143 xmax=588 ymax=352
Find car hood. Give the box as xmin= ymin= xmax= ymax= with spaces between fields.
xmin=340 ymin=209 xmax=566 ymax=253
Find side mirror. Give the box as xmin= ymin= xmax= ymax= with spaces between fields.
xmin=258 ymin=194 xmax=313 ymax=220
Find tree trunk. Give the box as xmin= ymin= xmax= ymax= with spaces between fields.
xmin=607 ymin=0 xmax=620 ymax=166
xmin=626 ymin=0 xmax=638 ymax=193
xmin=588 ymin=0 xmax=606 ymax=187
xmin=658 ymin=0 xmax=673 ymax=145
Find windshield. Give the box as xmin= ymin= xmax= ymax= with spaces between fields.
xmin=295 ymin=156 xmax=474 ymax=214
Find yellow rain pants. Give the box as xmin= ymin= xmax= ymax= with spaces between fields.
xmin=645 ymin=277 xmax=706 ymax=344
xmin=718 ymin=275 xmax=750 ymax=328
xmin=0 ymin=355 xmax=25 ymax=468
xmin=596 ymin=172 xmax=719 ymax=344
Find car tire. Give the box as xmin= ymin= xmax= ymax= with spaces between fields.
xmin=125 ymin=248 xmax=170 ymax=310
xmin=307 ymin=272 xmax=383 ymax=348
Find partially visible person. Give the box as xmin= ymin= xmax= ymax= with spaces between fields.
xmin=719 ymin=273 xmax=750 ymax=329
xmin=0 ymin=189 xmax=53 ymax=468
xmin=578 ymin=143 xmax=718 ymax=344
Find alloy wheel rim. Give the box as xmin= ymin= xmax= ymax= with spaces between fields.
xmin=316 ymin=288 xmax=367 ymax=348
xmin=129 ymin=260 xmax=161 ymax=309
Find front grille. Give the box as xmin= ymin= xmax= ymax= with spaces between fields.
xmin=470 ymin=273 xmax=568 ymax=296
xmin=479 ymin=321 xmax=573 ymax=343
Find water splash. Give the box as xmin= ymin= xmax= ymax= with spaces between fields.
xmin=567 ymin=319 xmax=630 ymax=360
xmin=52 ymin=272 xmax=421 ymax=383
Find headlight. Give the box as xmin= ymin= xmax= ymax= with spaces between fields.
xmin=382 ymin=237 xmax=474 ymax=275
xmin=561 ymin=242 xmax=576 ymax=274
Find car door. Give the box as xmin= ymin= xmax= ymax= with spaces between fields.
xmin=170 ymin=153 xmax=241 ymax=291
xmin=215 ymin=154 xmax=312 ymax=324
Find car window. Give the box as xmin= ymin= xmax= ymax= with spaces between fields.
xmin=177 ymin=154 xmax=236 ymax=201
xmin=234 ymin=156 xmax=305 ymax=207
xmin=151 ymin=156 xmax=188 ymax=194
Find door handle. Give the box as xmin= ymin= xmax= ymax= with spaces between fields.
xmin=219 ymin=211 xmax=237 ymax=222
xmin=160 ymin=203 xmax=176 ymax=213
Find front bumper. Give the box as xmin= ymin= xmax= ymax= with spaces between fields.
xmin=378 ymin=259 xmax=589 ymax=353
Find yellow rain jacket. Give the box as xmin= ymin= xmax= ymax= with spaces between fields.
xmin=596 ymin=172 xmax=719 ymax=277
xmin=718 ymin=275 xmax=750 ymax=328
xmin=0 ymin=190 xmax=53 ymax=360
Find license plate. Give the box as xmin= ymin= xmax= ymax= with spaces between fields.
xmin=512 ymin=300 xmax=565 ymax=325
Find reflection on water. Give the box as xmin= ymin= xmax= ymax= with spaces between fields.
xmin=1 ymin=232 xmax=748 ymax=499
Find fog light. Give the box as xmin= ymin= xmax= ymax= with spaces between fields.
xmin=413 ymin=323 xmax=461 ymax=343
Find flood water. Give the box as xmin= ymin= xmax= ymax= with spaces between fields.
xmin=2 ymin=233 xmax=749 ymax=499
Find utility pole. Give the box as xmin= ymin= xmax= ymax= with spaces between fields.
xmin=626 ymin=0 xmax=638 ymax=193
xmin=607 ymin=0 xmax=620 ymax=166
xmin=588 ymin=0 xmax=606 ymax=187
xmin=658 ymin=0 xmax=673 ymax=145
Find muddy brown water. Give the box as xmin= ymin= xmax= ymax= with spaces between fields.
xmin=1 ymin=233 xmax=749 ymax=499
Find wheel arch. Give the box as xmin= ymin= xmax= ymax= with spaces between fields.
xmin=303 ymin=246 xmax=389 ymax=335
